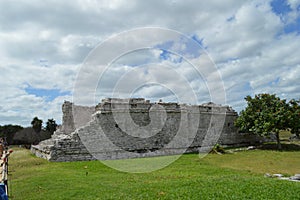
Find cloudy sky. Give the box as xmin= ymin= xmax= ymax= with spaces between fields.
xmin=0 ymin=0 xmax=300 ymax=126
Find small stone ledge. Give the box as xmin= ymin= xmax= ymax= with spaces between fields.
xmin=264 ymin=173 xmax=300 ymax=182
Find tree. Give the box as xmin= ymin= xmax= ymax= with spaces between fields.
xmin=288 ymin=99 xmax=300 ymax=137
xmin=0 ymin=124 xmax=23 ymax=144
xmin=46 ymin=118 xmax=57 ymax=134
xmin=31 ymin=117 xmax=43 ymax=133
xmin=235 ymin=94 xmax=289 ymax=150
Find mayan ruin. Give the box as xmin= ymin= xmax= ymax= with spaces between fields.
xmin=31 ymin=98 xmax=261 ymax=162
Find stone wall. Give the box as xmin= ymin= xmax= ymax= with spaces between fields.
xmin=31 ymin=98 xmax=262 ymax=161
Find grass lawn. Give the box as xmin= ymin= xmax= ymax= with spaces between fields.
xmin=8 ymin=146 xmax=300 ymax=200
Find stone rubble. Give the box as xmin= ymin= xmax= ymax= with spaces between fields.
xmin=264 ymin=173 xmax=300 ymax=182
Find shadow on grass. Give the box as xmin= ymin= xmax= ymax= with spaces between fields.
xmin=258 ymin=143 xmax=300 ymax=151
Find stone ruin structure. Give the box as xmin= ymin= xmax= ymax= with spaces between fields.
xmin=31 ymin=98 xmax=262 ymax=162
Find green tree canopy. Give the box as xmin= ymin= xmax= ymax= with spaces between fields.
xmin=0 ymin=124 xmax=23 ymax=144
xmin=235 ymin=93 xmax=289 ymax=150
xmin=46 ymin=118 xmax=57 ymax=134
xmin=31 ymin=117 xmax=43 ymax=133
xmin=288 ymin=99 xmax=300 ymax=137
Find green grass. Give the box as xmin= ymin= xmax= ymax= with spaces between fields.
xmin=8 ymin=147 xmax=300 ymax=200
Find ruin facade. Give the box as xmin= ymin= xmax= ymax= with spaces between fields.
xmin=31 ymin=98 xmax=262 ymax=161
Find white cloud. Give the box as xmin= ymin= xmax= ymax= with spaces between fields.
xmin=0 ymin=0 xmax=300 ymax=125
xmin=286 ymin=0 xmax=300 ymax=23
xmin=0 ymin=61 xmax=78 ymax=125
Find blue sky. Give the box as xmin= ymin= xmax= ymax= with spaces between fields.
xmin=0 ymin=0 xmax=300 ymax=126
xmin=271 ymin=0 xmax=300 ymax=34
xmin=25 ymin=85 xmax=71 ymax=102
xmin=271 ymin=0 xmax=292 ymax=15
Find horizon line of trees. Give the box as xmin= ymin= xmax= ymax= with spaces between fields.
xmin=0 ymin=117 xmax=58 ymax=145
xmin=31 ymin=117 xmax=58 ymax=134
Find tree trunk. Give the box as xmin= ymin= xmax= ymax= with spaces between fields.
xmin=275 ymin=131 xmax=282 ymax=151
